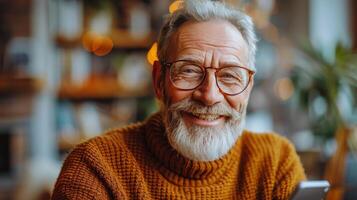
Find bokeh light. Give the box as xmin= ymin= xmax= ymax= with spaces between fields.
xmin=82 ymin=32 xmax=113 ymax=56
xmin=274 ymin=78 xmax=295 ymax=101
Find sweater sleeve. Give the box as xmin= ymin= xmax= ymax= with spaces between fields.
xmin=51 ymin=142 xmax=125 ymax=200
xmin=272 ymin=138 xmax=307 ymax=200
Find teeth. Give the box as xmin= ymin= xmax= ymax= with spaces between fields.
xmin=191 ymin=113 xmax=220 ymax=121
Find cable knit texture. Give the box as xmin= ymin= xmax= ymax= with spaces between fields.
xmin=51 ymin=112 xmax=306 ymax=199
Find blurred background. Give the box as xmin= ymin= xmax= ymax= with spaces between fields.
xmin=0 ymin=0 xmax=356 ymax=199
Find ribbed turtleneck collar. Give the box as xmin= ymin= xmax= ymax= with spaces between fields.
xmin=145 ymin=112 xmax=242 ymax=186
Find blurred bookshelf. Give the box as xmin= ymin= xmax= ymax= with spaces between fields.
xmin=0 ymin=0 xmax=163 ymax=198
xmin=51 ymin=0 xmax=161 ymax=157
xmin=0 ymin=76 xmax=40 ymax=199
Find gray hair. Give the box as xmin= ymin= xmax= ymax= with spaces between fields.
xmin=157 ymin=0 xmax=257 ymax=70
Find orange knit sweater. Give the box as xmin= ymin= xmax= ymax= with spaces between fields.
xmin=52 ymin=112 xmax=306 ymax=200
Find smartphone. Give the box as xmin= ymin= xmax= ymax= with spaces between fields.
xmin=289 ymin=180 xmax=330 ymax=200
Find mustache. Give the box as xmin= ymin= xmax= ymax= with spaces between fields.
xmin=167 ymin=98 xmax=243 ymax=121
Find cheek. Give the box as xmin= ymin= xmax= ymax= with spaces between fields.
xmin=226 ymin=96 xmax=246 ymax=111
xmin=165 ymin=76 xmax=193 ymax=105
xmin=226 ymin=89 xmax=252 ymax=112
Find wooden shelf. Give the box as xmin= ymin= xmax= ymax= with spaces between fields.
xmin=56 ymin=30 xmax=155 ymax=50
xmin=110 ymin=29 xmax=155 ymax=49
xmin=57 ymin=75 xmax=151 ymax=101
xmin=55 ymin=36 xmax=81 ymax=49
xmin=0 ymin=76 xmax=41 ymax=96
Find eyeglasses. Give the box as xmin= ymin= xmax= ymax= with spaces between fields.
xmin=163 ymin=60 xmax=255 ymax=96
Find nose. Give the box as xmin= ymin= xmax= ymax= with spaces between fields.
xmin=192 ymin=70 xmax=224 ymax=106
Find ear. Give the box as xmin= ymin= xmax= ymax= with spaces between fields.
xmin=247 ymin=74 xmax=255 ymax=92
xmin=152 ymin=60 xmax=164 ymax=100
xmin=250 ymin=75 xmax=255 ymax=88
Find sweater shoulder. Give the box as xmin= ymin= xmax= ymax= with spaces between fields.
xmin=52 ymin=122 xmax=147 ymax=199
xmin=242 ymin=130 xmax=295 ymax=150
xmin=65 ymin=121 xmax=147 ymax=167
xmin=240 ymin=130 xmax=299 ymax=162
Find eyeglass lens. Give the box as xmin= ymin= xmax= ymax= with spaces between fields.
xmin=169 ymin=60 xmax=250 ymax=95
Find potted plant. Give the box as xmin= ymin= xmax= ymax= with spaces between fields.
xmin=291 ymin=42 xmax=357 ymax=200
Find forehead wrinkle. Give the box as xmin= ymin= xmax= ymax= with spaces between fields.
xmin=176 ymin=45 xmax=246 ymax=66
xmin=171 ymin=20 xmax=249 ymax=67
xmin=176 ymin=21 xmax=246 ymax=47
xmin=177 ymin=33 xmax=244 ymax=50
xmin=176 ymin=44 xmax=244 ymax=59
xmin=177 ymin=32 xmax=247 ymax=55
xmin=179 ymin=42 xmax=244 ymax=53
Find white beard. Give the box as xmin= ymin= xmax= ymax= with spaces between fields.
xmin=162 ymin=97 xmax=246 ymax=161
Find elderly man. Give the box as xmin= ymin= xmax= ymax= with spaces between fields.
xmin=52 ymin=0 xmax=306 ymax=199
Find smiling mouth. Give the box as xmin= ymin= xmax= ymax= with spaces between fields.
xmin=183 ymin=111 xmax=228 ymax=120
xmin=181 ymin=111 xmax=228 ymax=127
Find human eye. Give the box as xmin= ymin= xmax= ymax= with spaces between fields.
xmin=217 ymin=67 xmax=247 ymax=87
xmin=180 ymin=65 xmax=201 ymax=75
xmin=219 ymin=71 xmax=241 ymax=83
xmin=173 ymin=62 xmax=202 ymax=78
xmin=221 ymin=72 xmax=238 ymax=79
